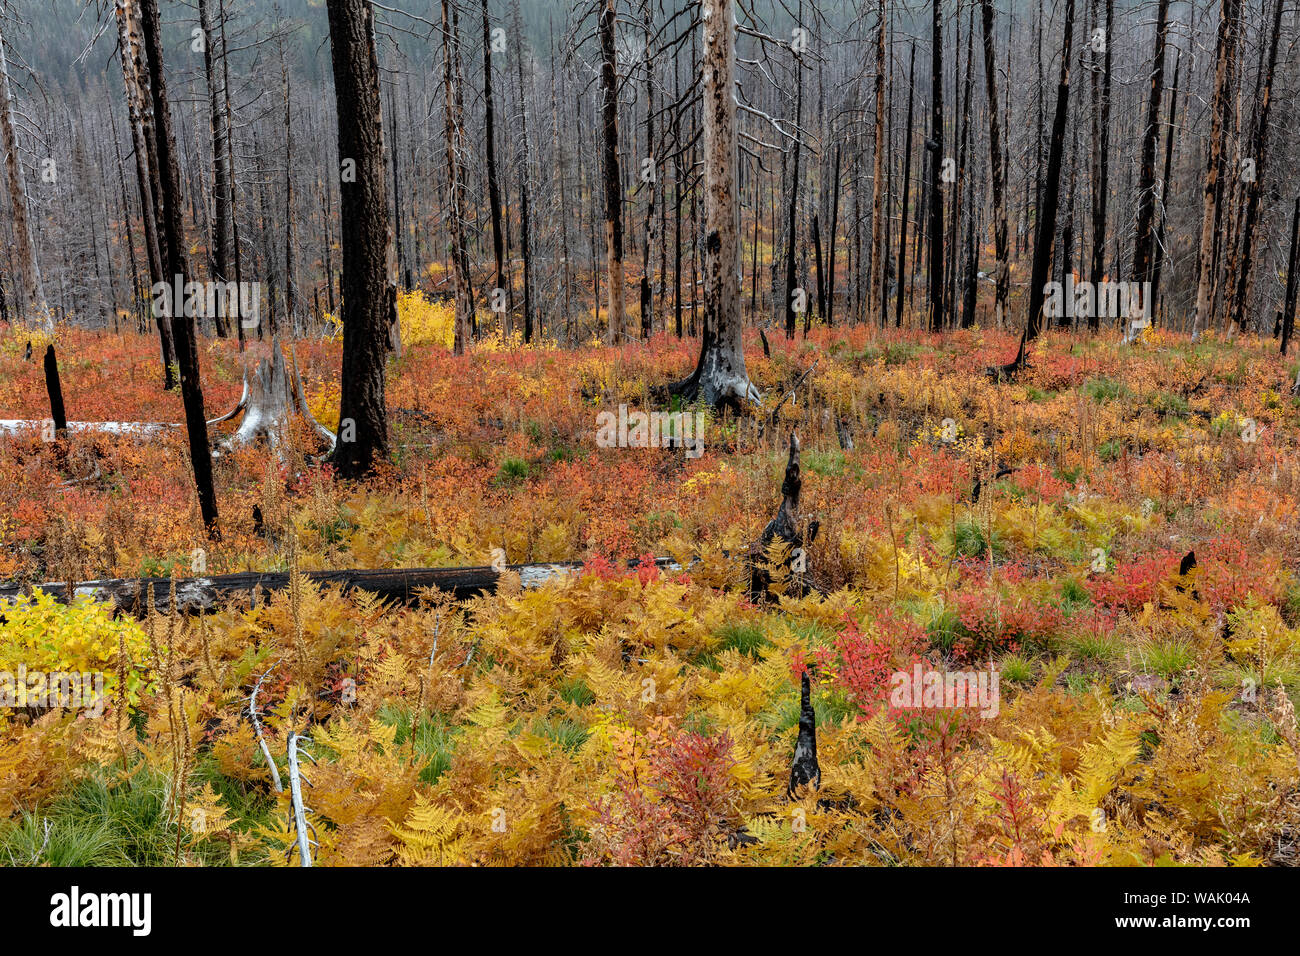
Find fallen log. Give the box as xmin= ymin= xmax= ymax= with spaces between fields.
xmin=0 ymin=557 xmax=680 ymax=616
xmin=0 ymin=420 xmax=180 ymax=438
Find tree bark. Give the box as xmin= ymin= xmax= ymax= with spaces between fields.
xmin=481 ymin=0 xmax=506 ymax=328
xmin=868 ymin=0 xmax=887 ymax=327
xmin=995 ymin=0 xmax=1075 ymax=377
xmin=1150 ymin=49 xmax=1180 ymax=319
xmin=138 ymin=0 xmax=220 ymax=535
xmin=43 ymin=345 xmax=67 ymax=436
xmin=0 ymin=21 xmax=49 ymax=331
xmin=1227 ymin=0 xmax=1283 ymax=331
xmin=1192 ymin=0 xmax=1240 ymax=336
xmin=0 ymin=558 xmax=679 ymax=617
xmin=669 ymin=0 xmax=758 ymax=410
xmin=326 ymin=0 xmax=392 ymax=478
xmin=895 ymin=42 xmax=915 ymax=328
xmin=1130 ymin=0 xmax=1170 ymax=302
xmin=926 ymin=0 xmax=944 ymax=332
xmin=198 ymin=0 xmax=232 ymax=338
xmin=599 ymin=0 xmax=626 ymax=344
xmin=1086 ymin=0 xmax=1113 ymax=331
xmin=1281 ymin=195 xmax=1299 ymax=357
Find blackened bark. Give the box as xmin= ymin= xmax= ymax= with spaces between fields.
xmin=1228 ymin=0 xmax=1284 ymax=329
xmin=138 ymin=0 xmax=220 ymax=535
xmin=43 ymin=345 xmax=66 ymax=436
xmin=1130 ymin=0 xmax=1169 ymax=297
xmin=599 ymin=0 xmax=626 ymax=343
xmin=1150 ymin=49 xmax=1180 ymax=316
xmin=481 ymin=0 xmax=505 ymax=317
xmin=326 ymin=0 xmax=391 ymax=478
xmin=1281 ymin=195 xmax=1299 ymax=357
xmin=895 ymin=42 xmax=915 ymax=328
xmin=926 ymin=0 xmax=944 ymax=332
xmin=1024 ymin=0 xmax=1075 ymax=345
xmin=1087 ymin=0 xmax=1113 ymax=331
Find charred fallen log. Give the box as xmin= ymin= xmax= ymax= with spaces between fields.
xmin=0 ymin=557 xmax=679 ymax=617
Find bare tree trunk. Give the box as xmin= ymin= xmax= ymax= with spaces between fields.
xmin=1086 ymin=0 xmax=1113 ymax=331
xmin=1280 ymin=194 xmax=1299 ymax=358
xmin=198 ymin=0 xmax=231 ymax=337
xmin=598 ymin=0 xmax=626 ymax=344
xmin=639 ymin=0 xmax=657 ymax=338
xmin=1130 ymin=0 xmax=1170 ymax=303
xmin=669 ymin=0 xmax=758 ymax=410
xmin=926 ymin=0 xmax=944 ymax=332
xmin=138 ymin=0 xmax=219 ymax=535
xmin=281 ymin=41 xmax=299 ymax=334
xmin=218 ymin=0 xmax=245 ymax=350
xmin=0 ymin=21 xmax=48 ymax=331
xmin=326 ymin=0 xmax=392 ymax=477
xmin=512 ymin=2 xmax=535 ymax=343
xmin=1228 ymin=0 xmax=1283 ymax=331
xmin=783 ymin=64 xmax=802 ymax=339
xmin=116 ymin=0 xmax=177 ymax=381
xmin=1150 ymin=49 xmax=1180 ymax=319
xmin=895 ymin=41 xmax=915 ymax=328
xmin=481 ymin=0 xmax=505 ymax=325
xmin=995 ymin=0 xmax=1074 ymax=377
xmin=439 ymin=0 xmax=473 ymax=354
xmin=867 ymin=0 xmax=886 ymax=327
xmin=1192 ymin=0 xmax=1240 ymax=336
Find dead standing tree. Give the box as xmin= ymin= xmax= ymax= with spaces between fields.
xmin=926 ymin=0 xmax=943 ymax=332
xmin=989 ymin=0 xmax=1075 ymax=379
xmin=1192 ymin=0 xmax=1240 ymax=337
xmin=1129 ymin=0 xmax=1170 ymax=310
xmin=325 ymin=0 xmax=392 ymax=477
xmin=668 ymin=0 xmax=760 ymax=410
xmin=138 ymin=0 xmax=220 ymax=534
xmin=440 ymin=0 xmax=474 ymax=356
xmin=0 ymin=14 xmax=48 ymax=331
xmin=978 ymin=0 xmax=1008 ymax=329
xmin=599 ymin=0 xmax=627 ymax=344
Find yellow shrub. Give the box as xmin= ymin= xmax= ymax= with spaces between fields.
xmin=0 ymin=590 xmax=153 ymax=706
xmin=398 ymin=290 xmax=455 ymax=348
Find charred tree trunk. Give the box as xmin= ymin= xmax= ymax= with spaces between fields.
xmin=598 ymin=0 xmax=626 ymax=344
xmin=868 ymin=0 xmax=887 ymax=327
xmin=668 ymin=0 xmax=758 ymax=410
xmin=1086 ymin=0 xmax=1113 ymax=331
xmin=1130 ymin=0 xmax=1170 ymax=302
xmin=198 ymin=0 xmax=231 ymax=337
xmin=1281 ymin=195 xmax=1299 ymax=358
xmin=138 ymin=0 xmax=219 ymax=534
xmin=326 ymin=0 xmax=392 ymax=477
xmin=1150 ymin=49 xmax=1180 ymax=318
xmin=513 ymin=8 xmax=535 ymax=343
xmin=439 ymin=0 xmax=473 ymax=354
xmin=0 ymin=21 xmax=48 ymax=331
xmin=282 ymin=46 xmax=299 ymax=334
xmin=43 ymin=346 xmax=67 ymax=437
xmin=993 ymin=0 xmax=1074 ymax=378
xmin=895 ymin=41 xmax=915 ymax=328
xmin=926 ymin=0 xmax=944 ymax=332
xmin=116 ymin=0 xmax=177 ymax=380
xmin=1192 ymin=0 xmax=1240 ymax=336
xmin=1228 ymin=0 xmax=1284 ymax=331
xmin=481 ymin=0 xmax=506 ymax=326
